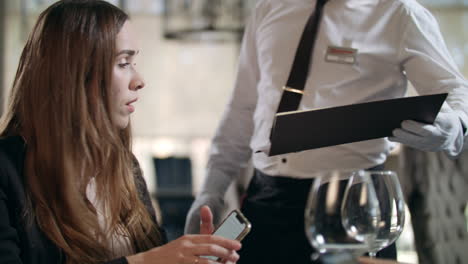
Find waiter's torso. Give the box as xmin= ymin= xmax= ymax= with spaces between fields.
xmin=250 ymin=0 xmax=423 ymax=177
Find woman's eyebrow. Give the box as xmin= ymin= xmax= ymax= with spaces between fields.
xmin=116 ymin=49 xmax=139 ymax=56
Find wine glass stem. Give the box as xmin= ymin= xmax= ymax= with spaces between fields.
xmin=369 ymin=252 xmax=377 ymax=258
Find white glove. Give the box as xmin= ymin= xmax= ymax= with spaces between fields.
xmin=184 ymin=192 xmax=225 ymax=234
xmin=389 ymin=102 xmax=465 ymax=158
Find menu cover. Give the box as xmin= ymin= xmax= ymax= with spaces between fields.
xmin=268 ymin=93 xmax=448 ymax=156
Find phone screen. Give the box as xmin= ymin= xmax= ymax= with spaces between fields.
xmin=203 ymin=210 xmax=251 ymax=260
xmin=212 ymin=211 xmax=248 ymax=240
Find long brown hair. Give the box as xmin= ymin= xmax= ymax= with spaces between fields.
xmin=0 ymin=0 xmax=163 ymax=262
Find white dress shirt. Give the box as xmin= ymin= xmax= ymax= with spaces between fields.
xmin=207 ymin=0 xmax=468 ymax=179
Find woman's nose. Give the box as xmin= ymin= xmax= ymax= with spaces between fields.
xmin=131 ymin=72 xmax=145 ymax=90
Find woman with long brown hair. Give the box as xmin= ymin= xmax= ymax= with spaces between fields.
xmin=0 ymin=1 xmax=240 ymax=263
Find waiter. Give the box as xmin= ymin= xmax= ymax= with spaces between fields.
xmin=186 ymin=0 xmax=468 ymax=263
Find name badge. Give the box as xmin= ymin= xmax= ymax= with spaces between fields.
xmin=325 ymin=46 xmax=358 ymax=65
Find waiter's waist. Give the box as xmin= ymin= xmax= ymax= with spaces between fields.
xmin=246 ymin=164 xmax=385 ymax=208
xmin=251 ymin=139 xmax=393 ymax=177
xmin=245 ymin=169 xmax=313 ymax=208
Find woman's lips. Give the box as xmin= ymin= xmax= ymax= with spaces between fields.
xmin=126 ymin=98 xmax=138 ymax=113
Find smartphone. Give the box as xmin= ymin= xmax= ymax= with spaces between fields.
xmin=203 ymin=209 xmax=251 ymax=260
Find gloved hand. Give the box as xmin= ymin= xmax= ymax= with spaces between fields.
xmin=185 ymin=192 xmax=225 ymax=234
xmin=389 ymin=102 xmax=465 ymax=158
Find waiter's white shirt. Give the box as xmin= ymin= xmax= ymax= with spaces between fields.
xmin=208 ymin=0 xmax=468 ymax=179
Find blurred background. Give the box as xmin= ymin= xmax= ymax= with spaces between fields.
xmin=0 ymin=0 xmax=467 ymax=263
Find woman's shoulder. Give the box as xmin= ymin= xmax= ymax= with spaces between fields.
xmin=0 ymin=136 xmax=26 ymax=188
xmin=0 ymin=135 xmax=26 ymax=156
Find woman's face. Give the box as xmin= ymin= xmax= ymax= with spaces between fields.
xmin=110 ymin=20 xmax=144 ymax=129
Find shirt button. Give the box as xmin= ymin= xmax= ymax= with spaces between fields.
xmin=281 ymin=158 xmax=287 ymax=163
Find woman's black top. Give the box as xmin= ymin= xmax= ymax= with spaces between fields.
xmin=0 ymin=136 xmax=166 ymax=264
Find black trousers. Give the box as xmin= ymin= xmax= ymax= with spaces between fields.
xmin=237 ymin=168 xmax=397 ymax=264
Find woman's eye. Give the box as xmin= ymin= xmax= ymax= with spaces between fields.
xmin=118 ymin=62 xmax=131 ymax=68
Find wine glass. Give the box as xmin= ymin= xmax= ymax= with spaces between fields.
xmin=304 ymin=170 xmax=380 ymax=260
xmin=342 ymin=170 xmax=405 ymax=257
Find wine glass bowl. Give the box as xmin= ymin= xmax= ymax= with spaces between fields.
xmin=341 ymin=171 xmax=381 ymax=245
xmin=366 ymin=171 xmax=405 ymax=256
xmin=304 ymin=170 xmax=379 ymax=258
xmin=342 ymin=170 xmax=405 ymax=257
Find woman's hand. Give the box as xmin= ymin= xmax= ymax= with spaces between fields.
xmin=127 ymin=234 xmax=241 ymax=264
xmin=198 ymin=206 xmax=237 ymax=264
xmin=199 ymin=205 xmax=215 ymax=235
xmin=127 ymin=206 xmax=241 ymax=264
